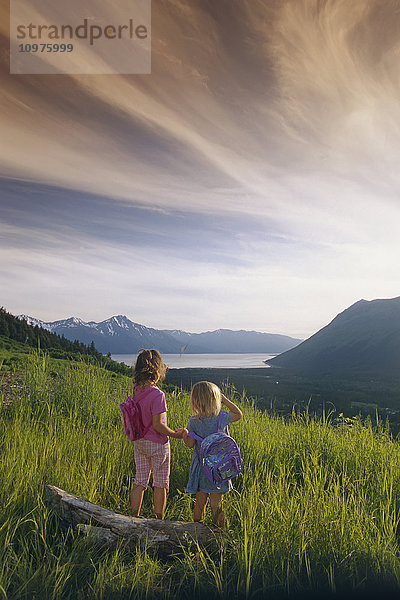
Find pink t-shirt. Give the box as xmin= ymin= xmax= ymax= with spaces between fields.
xmin=134 ymin=385 xmax=168 ymax=444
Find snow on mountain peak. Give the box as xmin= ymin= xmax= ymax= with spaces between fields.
xmin=107 ymin=315 xmax=131 ymax=330
xmin=17 ymin=315 xmax=51 ymax=331
xmin=68 ymin=317 xmax=86 ymax=326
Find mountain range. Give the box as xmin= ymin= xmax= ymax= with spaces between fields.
xmin=18 ymin=314 xmax=302 ymax=355
xmin=267 ymin=297 xmax=400 ymax=372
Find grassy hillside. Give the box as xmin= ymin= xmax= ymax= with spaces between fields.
xmin=1 ymin=353 xmax=400 ymax=599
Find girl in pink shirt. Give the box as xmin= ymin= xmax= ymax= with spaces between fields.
xmin=130 ymin=349 xmax=184 ymax=519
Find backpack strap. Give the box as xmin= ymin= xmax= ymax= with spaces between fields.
xmin=218 ymin=411 xmax=230 ymax=436
xmin=130 ymin=389 xmax=151 ymax=437
xmin=187 ymin=431 xmax=203 ymax=463
xmin=217 ymin=412 xmax=224 ymax=432
xmin=187 ymin=431 xmax=203 ymax=442
xmin=189 ymin=412 xmax=228 ymax=441
xmin=188 ymin=413 xmax=229 ymax=464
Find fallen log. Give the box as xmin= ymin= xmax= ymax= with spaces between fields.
xmin=45 ymin=485 xmax=219 ymax=558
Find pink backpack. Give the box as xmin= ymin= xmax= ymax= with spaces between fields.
xmin=119 ymin=392 xmax=148 ymax=441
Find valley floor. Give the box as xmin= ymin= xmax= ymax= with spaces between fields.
xmin=166 ymin=367 xmax=400 ymax=434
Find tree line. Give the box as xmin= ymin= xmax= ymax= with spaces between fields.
xmin=0 ymin=307 xmax=131 ymax=376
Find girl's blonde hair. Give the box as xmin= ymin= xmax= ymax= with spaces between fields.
xmin=191 ymin=381 xmax=221 ymax=417
xmin=133 ymin=349 xmax=167 ymax=388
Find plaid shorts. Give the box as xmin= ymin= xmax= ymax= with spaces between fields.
xmin=133 ymin=439 xmax=171 ymax=490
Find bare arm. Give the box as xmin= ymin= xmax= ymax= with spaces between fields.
xmin=182 ymin=429 xmax=195 ymax=448
xmin=152 ymin=413 xmax=184 ymax=439
xmin=221 ymin=394 xmax=243 ymax=423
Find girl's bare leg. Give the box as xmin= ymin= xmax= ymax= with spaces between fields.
xmin=209 ymin=493 xmax=224 ymax=527
xmin=131 ymin=484 xmax=146 ymax=516
xmin=193 ymin=490 xmax=209 ymax=522
xmin=153 ymin=487 xmax=167 ymax=519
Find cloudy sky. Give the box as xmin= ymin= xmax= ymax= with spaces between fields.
xmin=1 ymin=0 xmax=400 ymax=338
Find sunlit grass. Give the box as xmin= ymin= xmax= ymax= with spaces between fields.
xmin=1 ymin=350 xmax=400 ymax=598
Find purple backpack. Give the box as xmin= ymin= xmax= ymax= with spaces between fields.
xmin=119 ymin=392 xmax=148 ymax=441
xmin=189 ymin=413 xmax=243 ymax=486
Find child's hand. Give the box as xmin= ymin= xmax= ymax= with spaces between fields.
xmin=174 ymin=428 xmax=188 ymax=439
xmin=182 ymin=429 xmax=189 ymax=442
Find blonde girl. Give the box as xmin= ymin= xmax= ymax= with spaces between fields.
xmin=182 ymin=381 xmax=242 ymax=526
xmin=130 ymin=349 xmax=184 ymax=519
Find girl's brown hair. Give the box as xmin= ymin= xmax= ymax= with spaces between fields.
xmin=191 ymin=381 xmax=221 ymax=417
xmin=133 ymin=349 xmax=167 ymax=388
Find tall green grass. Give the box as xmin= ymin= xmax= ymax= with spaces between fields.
xmin=1 ymin=351 xmax=400 ymax=598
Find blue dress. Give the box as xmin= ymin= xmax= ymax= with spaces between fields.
xmin=186 ymin=411 xmax=232 ymax=494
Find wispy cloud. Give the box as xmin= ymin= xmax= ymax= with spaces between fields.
xmin=1 ymin=0 xmax=400 ymax=335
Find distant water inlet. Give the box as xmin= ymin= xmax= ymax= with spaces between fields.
xmin=111 ymin=353 xmax=277 ymax=369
